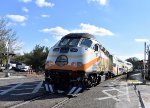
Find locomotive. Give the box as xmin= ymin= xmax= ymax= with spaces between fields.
xmin=44 ymin=33 xmax=132 ymax=94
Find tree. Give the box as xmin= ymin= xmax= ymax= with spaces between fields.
xmin=21 ymin=45 xmax=49 ymax=72
xmin=126 ymin=57 xmax=143 ymax=70
xmin=12 ymin=54 xmax=25 ymax=62
xmin=0 ymin=18 xmax=19 ymax=64
xmin=0 ymin=18 xmax=17 ymax=52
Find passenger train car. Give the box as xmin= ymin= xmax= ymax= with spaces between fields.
xmin=112 ymin=56 xmax=125 ymax=76
xmin=44 ymin=33 xmax=132 ymax=94
xmin=124 ymin=61 xmax=133 ymax=72
xmin=112 ymin=57 xmax=133 ymax=75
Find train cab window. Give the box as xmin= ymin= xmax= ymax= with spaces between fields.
xmin=59 ymin=38 xmax=80 ymax=47
xmin=68 ymin=38 xmax=80 ymax=46
xmin=59 ymin=38 xmax=70 ymax=46
xmin=80 ymin=38 xmax=92 ymax=48
xmin=93 ymin=44 xmax=99 ymax=51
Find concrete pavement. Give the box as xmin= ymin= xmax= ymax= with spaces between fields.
xmin=127 ymin=71 xmax=150 ymax=108
xmin=0 ymin=71 xmax=150 ymax=108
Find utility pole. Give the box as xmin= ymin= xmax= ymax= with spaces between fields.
xmin=5 ymin=40 xmax=10 ymax=77
xmin=143 ymin=42 xmax=146 ymax=83
xmin=148 ymin=45 xmax=150 ymax=78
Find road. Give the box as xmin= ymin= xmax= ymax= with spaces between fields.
xmin=0 ymin=72 xmax=149 ymax=108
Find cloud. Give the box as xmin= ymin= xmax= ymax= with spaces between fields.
xmin=41 ymin=27 xmax=69 ymax=40
xmin=88 ymin=0 xmax=108 ymax=6
xmin=6 ymin=15 xmax=27 ymax=23
xmin=20 ymin=0 xmax=54 ymax=8
xmin=135 ymin=38 xmax=149 ymax=42
xmin=35 ymin=0 xmax=54 ymax=8
xmin=77 ymin=23 xmax=114 ymax=36
xmin=41 ymin=14 xmax=50 ymax=18
xmin=40 ymin=23 xmax=114 ymax=40
xmin=22 ymin=7 xmax=29 ymax=12
xmin=20 ymin=0 xmax=32 ymax=3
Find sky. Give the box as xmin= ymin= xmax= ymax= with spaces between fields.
xmin=0 ymin=0 xmax=150 ymax=60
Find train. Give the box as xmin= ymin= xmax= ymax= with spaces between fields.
xmin=44 ymin=33 xmax=133 ymax=94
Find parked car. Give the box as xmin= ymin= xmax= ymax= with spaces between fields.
xmin=0 ymin=66 xmax=5 ymax=71
xmin=14 ymin=65 xmax=29 ymax=72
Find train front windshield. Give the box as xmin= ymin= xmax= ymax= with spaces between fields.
xmin=59 ymin=37 xmax=80 ymax=47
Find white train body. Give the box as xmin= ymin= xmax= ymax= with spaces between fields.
xmin=113 ymin=56 xmax=125 ymax=75
xmin=44 ymin=33 xmax=132 ymax=94
xmin=124 ymin=61 xmax=133 ymax=72
xmin=45 ymin=33 xmax=112 ymax=74
xmin=112 ymin=57 xmax=133 ymax=75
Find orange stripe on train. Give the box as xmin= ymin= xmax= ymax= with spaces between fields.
xmin=46 ymin=57 xmax=101 ymax=71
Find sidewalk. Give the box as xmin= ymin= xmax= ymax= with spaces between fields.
xmin=127 ymin=78 xmax=150 ymax=108
xmin=135 ymin=80 xmax=150 ymax=108
xmin=0 ymin=71 xmax=27 ymax=77
xmin=0 ymin=71 xmax=26 ymax=80
xmin=0 ymin=71 xmax=44 ymax=80
xmin=126 ymin=71 xmax=150 ymax=108
xmin=0 ymin=71 xmax=6 ymax=78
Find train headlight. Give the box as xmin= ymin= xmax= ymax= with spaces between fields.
xmin=70 ymin=48 xmax=78 ymax=52
xmin=71 ymin=62 xmax=83 ymax=68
